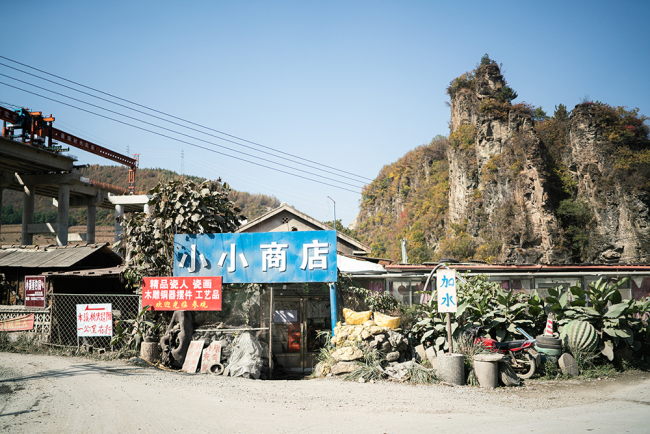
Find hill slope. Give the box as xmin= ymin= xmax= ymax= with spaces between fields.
xmin=1 ymin=165 xmax=280 ymax=226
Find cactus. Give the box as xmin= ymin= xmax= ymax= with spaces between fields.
xmin=561 ymin=320 xmax=599 ymax=353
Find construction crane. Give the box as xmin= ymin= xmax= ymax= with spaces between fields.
xmin=0 ymin=105 xmax=139 ymax=193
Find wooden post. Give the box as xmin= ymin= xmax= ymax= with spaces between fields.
xmin=446 ymin=312 xmax=453 ymax=354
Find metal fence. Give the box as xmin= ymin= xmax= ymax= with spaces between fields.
xmin=50 ymin=293 xmax=141 ymax=349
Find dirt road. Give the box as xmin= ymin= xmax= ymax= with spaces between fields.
xmin=1 ymin=352 xmax=649 ymax=433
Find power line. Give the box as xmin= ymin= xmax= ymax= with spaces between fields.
xmin=183 ymin=151 xmax=361 ymax=214
xmin=0 ymin=80 xmax=362 ymax=194
xmin=0 ymin=74 xmax=365 ymax=189
xmin=0 ymin=62 xmax=367 ymax=184
xmin=0 ymin=55 xmax=373 ymax=183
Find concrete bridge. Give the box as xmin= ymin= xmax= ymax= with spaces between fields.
xmin=0 ymin=136 xmax=147 ymax=246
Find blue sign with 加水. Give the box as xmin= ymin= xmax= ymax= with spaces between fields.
xmin=173 ymin=231 xmax=337 ymax=283
xmin=436 ymin=269 xmax=457 ymax=313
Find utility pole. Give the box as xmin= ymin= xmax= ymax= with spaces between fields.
xmin=327 ymin=196 xmax=336 ymax=233
xmin=181 ymin=149 xmax=185 ymax=179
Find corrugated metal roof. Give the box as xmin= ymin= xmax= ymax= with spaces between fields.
xmin=0 ymin=243 xmax=121 ymax=268
xmin=42 ymin=266 xmax=124 ymax=277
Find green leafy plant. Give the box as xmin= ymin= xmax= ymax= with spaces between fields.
xmin=339 ymin=273 xmax=400 ymax=314
xmin=409 ymin=274 xmax=537 ymax=355
xmin=550 ymin=278 xmax=650 ymax=362
xmin=110 ymin=304 xmax=162 ymax=351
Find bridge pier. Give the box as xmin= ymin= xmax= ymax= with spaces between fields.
xmin=87 ymin=204 xmax=96 ymax=244
xmin=56 ymin=184 xmax=70 ymax=246
xmin=21 ymin=184 xmax=35 ymax=245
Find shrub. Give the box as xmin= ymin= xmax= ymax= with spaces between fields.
xmin=479 ymin=98 xmax=510 ymax=120
xmin=510 ymin=102 xmax=535 ymax=117
xmin=592 ymin=103 xmax=649 ymax=148
xmin=449 ymin=124 xmax=477 ymax=150
xmin=446 ymin=72 xmax=476 ymax=98
xmin=473 ymin=237 xmax=503 ymax=263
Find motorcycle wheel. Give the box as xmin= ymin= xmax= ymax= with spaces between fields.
xmin=514 ymin=353 xmax=536 ymax=379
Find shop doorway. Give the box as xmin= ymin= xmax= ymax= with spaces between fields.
xmin=272 ymin=293 xmax=330 ymax=372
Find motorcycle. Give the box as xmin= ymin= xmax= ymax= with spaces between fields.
xmin=465 ymin=326 xmax=539 ymax=379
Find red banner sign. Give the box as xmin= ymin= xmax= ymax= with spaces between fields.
xmin=142 ymin=276 xmax=222 ymax=311
xmin=25 ymin=276 xmax=47 ymax=308
xmin=0 ymin=314 xmax=35 ymax=332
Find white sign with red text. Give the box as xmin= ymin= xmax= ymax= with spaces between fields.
xmin=76 ymin=303 xmax=113 ymax=337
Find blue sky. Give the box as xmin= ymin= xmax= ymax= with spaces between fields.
xmin=1 ymin=1 xmax=648 ymax=225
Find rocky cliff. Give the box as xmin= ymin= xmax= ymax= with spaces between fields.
xmin=356 ymin=57 xmax=650 ymax=264
xmin=564 ymin=104 xmax=650 ymax=263
xmin=447 ymin=61 xmax=568 ymax=263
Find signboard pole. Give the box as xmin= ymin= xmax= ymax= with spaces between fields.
xmin=329 ymin=283 xmax=338 ymax=337
xmin=268 ymin=285 xmax=274 ymax=380
xmin=446 ymin=312 xmax=453 ymax=354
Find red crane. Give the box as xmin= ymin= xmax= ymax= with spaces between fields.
xmin=0 ymin=105 xmax=139 ymax=193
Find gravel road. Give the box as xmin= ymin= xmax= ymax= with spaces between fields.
xmin=1 ymin=352 xmax=649 ymax=433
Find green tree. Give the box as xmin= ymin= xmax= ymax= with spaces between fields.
xmin=556 ymin=198 xmax=593 ymax=261
xmin=533 ymin=106 xmax=549 ymax=122
xmin=118 ymin=179 xmax=245 ymax=287
xmin=553 ymin=104 xmax=569 ymax=121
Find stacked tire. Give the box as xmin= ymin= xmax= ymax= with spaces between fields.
xmin=535 ymin=335 xmax=562 ymax=362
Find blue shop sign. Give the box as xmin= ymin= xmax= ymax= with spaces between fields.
xmin=173 ymin=231 xmax=337 ymax=283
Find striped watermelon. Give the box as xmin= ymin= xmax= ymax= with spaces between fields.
xmin=561 ymin=320 xmax=599 ymax=353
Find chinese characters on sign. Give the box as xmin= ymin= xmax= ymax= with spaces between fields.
xmin=142 ymin=276 xmax=222 ymax=311
xmin=436 ymin=269 xmax=457 ymax=313
xmin=24 ymin=276 xmax=47 ymax=308
xmin=0 ymin=314 xmax=35 ymax=332
xmin=76 ymin=304 xmax=113 ymax=337
xmin=173 ymin=231 xmax=337 ymax=283
xmin=182 ymin=340 xmax=204 ymax=373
